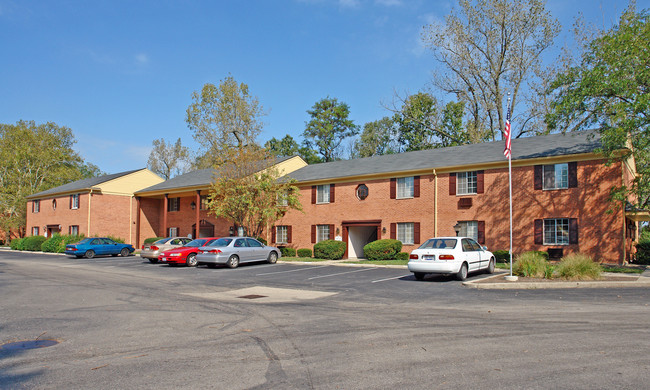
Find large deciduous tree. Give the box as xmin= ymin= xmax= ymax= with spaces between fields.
xmin=207 ymin=147 xmax=302 ymax=239
xmin=352 ymin=117 xmax=399 ymax=158
xmin=0 ymin=120 xmax=100 ymax=237
xmin=147 ymin=138 xmax=191 ymax=180
xmin=547 ymin=6 xmax=650 ymax=208
xmin=186 ymin=75 xmax=265 ymax=168
xmin=302 ymin=97 xmax=358 ymax=162
xmin=422 ymin=0 xmax=560 ymax=140
xmin=265 ymin=134 xmax=322 ymax=164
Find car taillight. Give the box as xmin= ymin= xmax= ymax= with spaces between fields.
xmin=208 ymin=249 xmax=221 ymax=254
xmin=141 ymin=245 xmax=145 ymax=250
xmin=150 ymin=246 xmax=158 ymax=250
xmin=409 ymin=254 xmax=419 ymax=259
xmin=439 ymin=255 xmax=455 ymax=260
xmin=69 ymin=247 xmax=77 ymax=251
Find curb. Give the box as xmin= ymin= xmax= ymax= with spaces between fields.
xmin=463 ymin=272 xmax=650 ymax=289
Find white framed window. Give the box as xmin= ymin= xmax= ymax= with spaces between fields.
xmin=544 ymin=218 xmax=569 ymax=245
xmin=458 ymin=221 xmax=478 ymax=241
xmin=32 ymin=226 xmax=39 ymax=236
xmin=317 ymin=185 xmax=330 ymax=204
xmin=397 ymin=222 xmax=414 ymax=245
xmin=276 ymin=226 xmax=288 ymax=244
xmin=200 ymin=195 xmax=209 ymax=210
xmin=168 ymin=197 xmax=180 ymax=212
xmin=457 ymin=171 xmax=477 ymax=195
xmin=33 ymin=200 xmax=40 ymax=213
xmin=52 ymin=199 xmax=57 ymax=210
xmin=168 ymin=227 xmax=179 ymax=237
xmin=277 ymin=190 xmax=289 ymax=207
xmin=71 ymin=194 xmax=79 ymax=209
xmin=316 ymin=225 xmax=330 ymax=242
xmin=69 ymin=225 xmax=79 ymax=236
xmin=543 ymin=163 xmax=569 ymax=190
xmin=397 ymin=177 xmax=414 ymax=199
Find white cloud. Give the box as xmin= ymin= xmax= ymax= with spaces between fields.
xmin=135 ymin=53 xmax=149 ymax=65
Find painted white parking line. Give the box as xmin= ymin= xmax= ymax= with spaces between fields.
xmin=256 ymin=265 xmax=329 ymax=276
xmin=371 ymin=274 xmax=412 ymax=283
xmin=307 ymin=268 xmax=374 ymax=280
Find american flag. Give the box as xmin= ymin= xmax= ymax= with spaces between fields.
xmin=503 ymin=104 xmax=512 ymax=159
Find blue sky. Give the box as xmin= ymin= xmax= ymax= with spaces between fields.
xmin=1 ymin=0 xmax=646 ymax=174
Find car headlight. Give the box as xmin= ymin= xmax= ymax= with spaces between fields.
xmin=169 ymin=253 xmax=181 ymax=257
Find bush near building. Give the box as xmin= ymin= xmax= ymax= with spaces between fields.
xmin=297 ymin=248 xmax=312 ymax=258
xmin=23 ymin=236 xmax=47 ymax=251
xmin=554 ymin=254 xmax=601 ymax=280
xmin=363 ymin=239 xmax=403 ymax=261
xmin=280 ymin=247 xmax=296 ymax=257
xmin=513 ymin=251 xmax=550 ymax=278
xmin=10 ymin=238 xmax=26 ymax=250
xmin=635 ymin=240 xmax=650 ymax=265
xmin=395 ymin=252 xmax=409 ymax=260
xmin=41 ymin=234 xmax=86 ymax=253
xmin=493 ymin=250 xmax=511 ymax=263
xmin=314 ymin=240 xmax=346 ymax=260
xmin=144 ymin=237 xmax=164 ymax=245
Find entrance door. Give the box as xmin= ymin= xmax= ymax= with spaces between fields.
xmin=192 ymin=220 xmax=215 ymax=238
xmin=342 ymin=220 xmax=382 ymax=259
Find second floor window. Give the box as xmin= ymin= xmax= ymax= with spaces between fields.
xmin=543 ymin=163 xmax=568 ymax=189
xmin=317 ymin=185 xmax=330 ymax=204
xmin=397 ymin=177 xmax=414 ymax=199
xmin=33 ymin=200 xmax=40 ymax=213
xmin=71 ymin=194 xmax=79 ymax=209
xmin=277 ymin=190 xmax=289 ymax=207
xmin=200 ymin=195 xmax=209 ymax=210
xmin=167 ymin=197 xmax=180 ymax=212
xmin=457 ymin=171 xmax=478 ymax=195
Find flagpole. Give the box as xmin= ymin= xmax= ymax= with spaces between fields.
xmin=503 ymin=93 xmax=517 ymax=281
xmin=508 ymin=134 xmax=513 ymax=277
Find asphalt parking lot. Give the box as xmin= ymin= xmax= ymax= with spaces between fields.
xmin=1 ymin=250 xmax=650 ymax=389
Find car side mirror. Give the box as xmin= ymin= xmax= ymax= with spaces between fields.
xmin=482 ymin=246 xmax=488 ymax=251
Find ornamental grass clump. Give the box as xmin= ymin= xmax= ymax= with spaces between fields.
xmin=513 ymin=251 xmax=549 ymax=278
xmin=554 ymin=254 xmax=601 ymax=280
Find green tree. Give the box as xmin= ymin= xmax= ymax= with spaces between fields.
xmin=265 ymin=135 xmax=322 ymax=164
xmin=302 ymin=97 xmax=358 ymax=162
xmin=207 ymin=147 xmax=302 ymax=239
xmin=422 ymin=0 xmax=560 ymax=140
xmin=147 ymin=138 xmax=191 ymax=180
xmin=352 ymin=117 xmax=398 ymax=158
xmin=547 ymin=6 xmax=650 ymax=207
xmin=186 ymin=75 xmax=265 ymax=168
xmin=0 ymin=120 xmax=99 ymax=236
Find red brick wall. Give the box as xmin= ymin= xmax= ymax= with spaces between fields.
xmin=27 ymin=193 xmax=90 ymax=237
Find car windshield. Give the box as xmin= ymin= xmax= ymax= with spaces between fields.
xmin=154 ymin=238 xmax=171 ymax=244
xmin=186 ymin=238 xmax=214 ymax=247
xmin=419 ymin=238 xmax=457 ymax=250
xmin=207 ymin=238 xmax=233 ymax=247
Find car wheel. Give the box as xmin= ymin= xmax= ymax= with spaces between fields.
xmin=148 ymin=258 xmax=158 ymax=264
xmin=414 ymin=272 xmax=425 ymax=281
xmin=84 ymin=250 xmax=95 ymax=259
xmin=227 ymin=255 xmax=239 ymax=269
xmin=267 ymin=252 xmax=278 ymax=264
xmin=186 ymin=253 xmax=198 ymax=267
xmin=120 ymin=248 xmax=129 ymax=257
xmin=456 ymin=263 xmax=468 ymax=281
xmin=486 ymin=258 xmax=495 ymax=274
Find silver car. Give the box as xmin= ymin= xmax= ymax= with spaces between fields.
xmin=196 ymin=237 xmax=281 ymax=268
xmin=141 ymin=237 xmax=192 ymax=263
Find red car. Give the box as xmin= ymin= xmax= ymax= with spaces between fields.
xmin=159 ymin=237 xmax=220 ymax=267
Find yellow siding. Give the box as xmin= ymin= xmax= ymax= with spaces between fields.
xmin=272 ymin=156 xmax=308 ymax=177
xmin=98 ymin=169 xmax=165 ymax=195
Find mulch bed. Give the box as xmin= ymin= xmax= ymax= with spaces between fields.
xmin=474 ymin=273 xmax=639 ymax=283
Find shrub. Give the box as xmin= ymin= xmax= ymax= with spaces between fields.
xmin=493 ymin=250 xmax=511 ymax=263
xmin=280 ymin=247 xmax=296 ymax=257
xmin=529 ymin=250 xmax=549 ymax=260
xmin=363 ymin=239 xmax=403 ymax=261
xmin=313 ymin=240 xmax=346 ymax=260
xmin=41 ymin=234 xmax=65 ymax=253
xmin=554 ymin=253 xmax=601 ymax=280
xmin=636 ymin=240 xmax=650 ymax=265
xmin=10 ymin=238 xmax=25 ymax=250
xmin=297 ymin=248 xmax=312 ymax=258
xmin=63 ymin=234 xmax=85 ymax=245
xmin=106 ymin=235 xmax=125 ymax=243
xmin=23 ymin=236 xmax=47 ymax=251
xmin=513 ymin=251 xmax=549 ymax=278
xmin=395 ymin=252 xmax=409 ymax=261
xmin=144 ymin=237 xmax=164 ymax=245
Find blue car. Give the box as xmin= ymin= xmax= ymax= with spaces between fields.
xmin=65 ymin=237 xmax=135 ymax=259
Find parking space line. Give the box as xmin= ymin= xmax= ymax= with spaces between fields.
xmin=371 ymin=274 xmax=412 ymax=283
xmin=256 ymin=265 xmax=329 ymax=276
xmin=307 ymin=268 xmax=374 ymax=280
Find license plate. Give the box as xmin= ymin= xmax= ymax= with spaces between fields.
xmin=423 ymin=255 xmax=435 ymax=260
xmin=161 ymin=258 xmax=167 ymax=262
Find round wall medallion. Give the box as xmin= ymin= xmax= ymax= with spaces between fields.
xmin=356 ymin=184 xmax=369 ymax=200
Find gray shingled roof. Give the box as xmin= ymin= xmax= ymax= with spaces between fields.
xmin=136 ymin=155 xmax=296 ymax=194
xmin=28 ymin=168 xmax=145 ymax=199
xmin=286 ymin=130 xmax=602 ymax=182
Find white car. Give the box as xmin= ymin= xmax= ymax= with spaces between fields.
xmin=407 ymin=237 xmax=495 ymax=281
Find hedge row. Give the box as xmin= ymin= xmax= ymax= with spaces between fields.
xmin=363 ymin=239 xmax=402 ymax=261
xmin=636 ymin=240 xmax=650 ymax=265
xmin=9 ymin=234 xmax=112 ymax=253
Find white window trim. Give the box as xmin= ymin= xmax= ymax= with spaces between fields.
xmin=459 ymin=221 xmax=479 ymax=241
xmin=316 ymin=225 xmax=330 ymax=242
xmin=457 ymin=171 xmax=478 ymax=195
xmin=316 ymin=185 xmax=330 ymax=204
xmin=33 ymin=200 xmax=40 ymax=213
xmin=168 ymin=227 xmax=179 ymax=237
xmin=397 ymin=222 xmax=414 ymax=245
xmin=543 ymin=163 xmax=569 ymax=190
xmin=543 ymin=218 xmax=570 ymax=245
xmin=71 ymin=194 xmax=79 ymax=209
xmin=396 ymin=177 xmax=414 ymax=199
xmin=276 ymin=226 xmax=288 ymax=244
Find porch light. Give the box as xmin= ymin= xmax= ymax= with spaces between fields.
xmin=453 ymin=222 xmax=462 ymax=236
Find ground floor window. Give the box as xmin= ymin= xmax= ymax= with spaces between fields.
xmin=397 ymin=223 xmax=414 ymax=245
xmin=32 ymin=226 xmax=39 ymax=236
xmin=459 ymin=221 xmax=478 ymax=241
xmin=69 ymin=225 xmax=79 ymax=236
xmin=317 ymin=225 xmax=330 ymax=242
xmin=168 ymin=227 xmax=179 ymax=237
xmin=544 ymin=218 xmax=569 ymax=245
xmin=276 ymin=226 xmax=288 ymax=244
